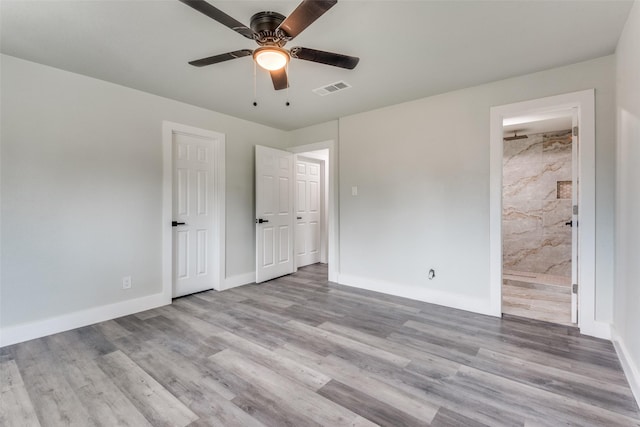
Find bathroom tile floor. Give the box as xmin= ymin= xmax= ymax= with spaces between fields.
xmin=502 ymin=270 xmax=573 ymax=326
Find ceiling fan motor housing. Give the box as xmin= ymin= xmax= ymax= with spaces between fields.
xmin=250 ymin=11 xmax=287 ymax=46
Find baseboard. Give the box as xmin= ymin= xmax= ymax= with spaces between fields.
xmin=222 ymin=272 xmax=255 ymax=290
xmin=0 ymin=292 xmax=170 ymax=348
xmin=612 ymin=328 xmax=640 ymax=410
xmin=337 ymin=273 xmax=494 ymax=316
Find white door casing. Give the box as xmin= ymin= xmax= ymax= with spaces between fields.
xmin=163 ymin=121 xmax=225 ymax=300
xmin=295 ymin=158 xmax=322 ymax=267
xmin=255 ymin=145 xmax=294 ymax=283
xmin=571 ymin=109 xmax=579 ymax=323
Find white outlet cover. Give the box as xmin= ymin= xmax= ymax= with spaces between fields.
xmin=122 ymin=276 xmax=132 ymax=289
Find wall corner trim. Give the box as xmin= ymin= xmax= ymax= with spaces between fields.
xmin=0 ymin=292 xmax=170 ymax=348
xmin=612 ymin=328 xmax=640 ymax=410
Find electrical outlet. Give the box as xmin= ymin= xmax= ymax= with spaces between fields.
xmin=122 ymin=276 xmax=132 ymax=289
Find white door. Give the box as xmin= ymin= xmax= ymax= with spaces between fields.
xmin=173 ymin=133 xmax=217 ymax=297
xmin=255 ymin=145 xmax=294 ymax=283
xmin=295 ymin=159 xmax=322 ymax=267
xmin=571 ymin=110 xmax=579 ymax=323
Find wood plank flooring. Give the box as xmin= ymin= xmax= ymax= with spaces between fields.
xmin=1 ymin=264 xmax=638 ymax=426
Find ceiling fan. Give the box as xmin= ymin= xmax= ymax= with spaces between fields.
xmin=179 ymin=0 xmax=360 ymax=90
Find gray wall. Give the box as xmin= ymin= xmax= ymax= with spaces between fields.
xmin=0 ymin=51 xmax=623 ymax=344
xmin=615 ymin=0 xmax=640 ymax=398
xmin=1 ymin=55 xmax=289 ymax=328
xmin=300 ymin=56 xmax=615 ymax=319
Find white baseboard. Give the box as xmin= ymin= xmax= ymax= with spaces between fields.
xmin=0 ymin=292 xmax=170 ymax=348
xmin=612 ymin=328 xmax=640 ymax=410
xmin=221 ymin=272 xmax=255 ymax=290
xmin=337 ymin=273 xmax=494 ymax=316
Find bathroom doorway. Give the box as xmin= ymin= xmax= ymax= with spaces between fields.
xmin=500 ymin=109 xmax=578 ymax=325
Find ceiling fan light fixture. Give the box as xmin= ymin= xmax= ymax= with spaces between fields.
xmin=254 ymin=47 xmax=289 ymax=71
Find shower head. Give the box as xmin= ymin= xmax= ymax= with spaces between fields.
xmin=504 ymin=131 xmax=529 ymax=141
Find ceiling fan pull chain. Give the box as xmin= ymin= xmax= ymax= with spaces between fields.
xmin=253 ymin=61 xmax=258 ymax=107
xmin=286 ymin=62 xmax=291 ymax=106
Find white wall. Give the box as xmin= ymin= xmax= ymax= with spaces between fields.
xmin=334 ymin=56 xmax=615 ymax=318
xmin=0 ymin=55 xmax=289 ymax=333
xmin=614 ymin=0 xmax=640 ymax=404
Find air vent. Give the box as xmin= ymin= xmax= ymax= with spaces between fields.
xmin=313 ymin=81 xmax=352 ymax=96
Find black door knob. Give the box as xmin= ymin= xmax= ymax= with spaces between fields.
xmin=172 ymin=221 xmax=186 ymax=227
xmin=256 ymin=218 xmax=269 ymax=224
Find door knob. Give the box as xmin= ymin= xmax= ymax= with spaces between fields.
xmin=565 ymin=221 xmax=573 ymax=227
xmin=172 ymin=221 xmax=186 ymax=227
xmin=256 ymin=218 xmax=269 ymax=224
xmin=297 ymin=216 xmax=302 ymax=220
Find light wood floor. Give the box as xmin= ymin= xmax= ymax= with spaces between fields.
xmin=2 ymin=264 xmax=638 ymax=426
xmin=502 ymin=270 xmax=574 ymax=326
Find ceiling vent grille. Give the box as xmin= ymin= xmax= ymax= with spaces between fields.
xmin=313 ymin=81 xmax=352 ymax=96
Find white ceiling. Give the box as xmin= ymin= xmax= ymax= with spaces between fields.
xmin=1 ymin=0 xmax=633 ymax=131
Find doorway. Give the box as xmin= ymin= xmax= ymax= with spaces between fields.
xmin=254 ymin=140 xmax=338 ymax=284
xmin=501 ymin=110 xmax=577 ymax=325
xmin=489 ymin=90 xmax=604 ymax=337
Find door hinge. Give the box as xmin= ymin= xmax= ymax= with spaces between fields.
xmin=573 ymin=126 xmax=579 ymax=137
xmin=573 ymin=205 xmax=578 ymax=215
xmin=572 ymin=284 xmax=578 ymax=294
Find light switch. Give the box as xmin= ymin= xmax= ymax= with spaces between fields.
xmin=351 ymin=186 xmax=358 ymax=196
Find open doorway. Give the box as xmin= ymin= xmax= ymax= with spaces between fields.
xmin=254 ymin=140 xmax=338 ymax=284
xmin=489 ymin=89 xmax=606 ymax=338
xmin=289 ymin=141 xmax=338 ymax=282
xmin=501 ymin=110 xmax=577 ymax=325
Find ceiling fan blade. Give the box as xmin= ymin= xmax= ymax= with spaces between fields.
xmin=179 ymin=0 xmax=255 ymax=39
xmin=290 ymin=47 xmax=359 ymax=70
xmin=188 ymin=49 xmax=253 ymax=67
xmin=270 ymin=68 xmax=289 ymax=90
xmin=277 ymin=0 xmax=337 ymax=39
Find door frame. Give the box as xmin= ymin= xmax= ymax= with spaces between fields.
xmin=162 ymin=121 xmax=226 ymax=299
xmin=489 ymin=89 xmax=606 ymax=337
xmin=288 ymin=140 xmax=338 ymax=282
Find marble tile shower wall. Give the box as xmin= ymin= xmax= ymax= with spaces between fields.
xmin=503 ymin=129 xmax=572 ymax=277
